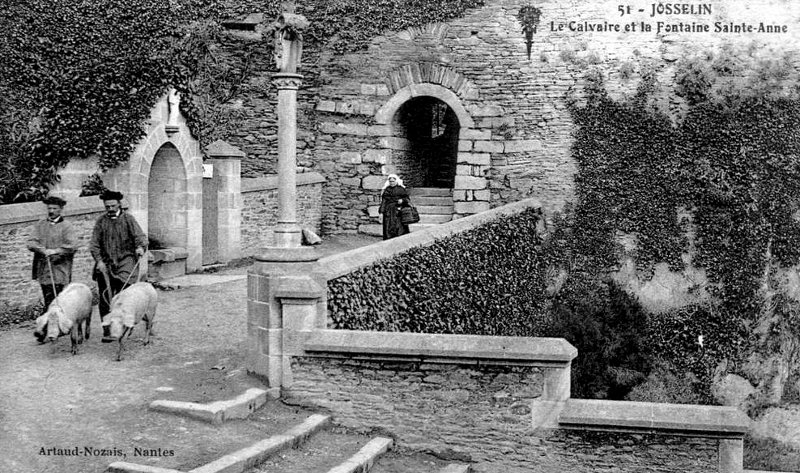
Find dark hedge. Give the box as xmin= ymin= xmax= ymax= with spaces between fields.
xmin=327 ymin=208 xmax=548 ymax=335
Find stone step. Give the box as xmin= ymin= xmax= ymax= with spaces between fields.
xmin=237 ymin=431 xmax=388 ymax=473
xmin=369 ymin=452 xmax=468 ymax=472
xmin=412 ymin=196 xmax=453 ymax=206
xmin=109 ymin=414 xmax=331 ymax=473
xmin=409 ymin=187 xmax=453 ymax=197
xmin=419 ymin=214 xmax=452 ymax=224
xmin=417 ymin=205 xmax=454 ymax=215
xmin=326 ymin=437 xmax=393 ymax=473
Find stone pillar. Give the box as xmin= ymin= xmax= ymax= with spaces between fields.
xmin=718 ymin=438 xmax=743 ymax=473
xmin=272 ymin=73 xmax=304 ymax=248
xmin=247 ymin=6 xmax=315 ymax=391
xmin=206 ymin=140 xmax=243 ymax=263
xmin=246 ymin=254 xmax=320 ymax=395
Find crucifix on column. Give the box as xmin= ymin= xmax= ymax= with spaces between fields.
xmin=271 ymin=1 xmax=309 ymax=248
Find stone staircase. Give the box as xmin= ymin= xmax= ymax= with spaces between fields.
xmin=408 ymin=187 xmax=454 ymax=232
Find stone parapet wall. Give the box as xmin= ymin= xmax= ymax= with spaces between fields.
xmin=240 ymin=173 xmax=325 ymax=254
xmin=285 ymin=357 xmax=718 ymax=472
xmin=0 ymin=197 xmax=105 ymax=323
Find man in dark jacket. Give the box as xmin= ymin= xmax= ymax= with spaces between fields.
xmin=90 ymin=190 xmax=147 ymax=342
xmin=27 ymin=195 xmax=78 ymax=313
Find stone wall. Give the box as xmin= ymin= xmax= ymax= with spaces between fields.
xmin=212 ymin=0 xmax=800 ymax=235
xmin=0 ymin=198 xmax=104 ymax=323
xmin=240 ymin=173 xmax=325 ymax=254
xmin=285 ymin=357 xmax=718 ymax=473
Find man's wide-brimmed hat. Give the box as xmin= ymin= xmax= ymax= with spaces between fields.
xmin=42 ymin=195 xmax=67 ymax=207
xmin=99 ymin=190 xmax=124 ymax=201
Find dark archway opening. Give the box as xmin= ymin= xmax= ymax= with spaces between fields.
xmin=396 ymin=97 xmax=460 ymax=188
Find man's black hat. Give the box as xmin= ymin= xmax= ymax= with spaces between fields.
xmin=42 ymin=195 xmax=67 ymax=207
xmin=99 ymin=190 xmax=124 ymax=201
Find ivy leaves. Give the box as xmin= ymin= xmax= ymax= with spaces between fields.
xmin=328 ymin=209 xmax=547 ymax=335
xmin=0 ymin=0 xmax=223 ymax=202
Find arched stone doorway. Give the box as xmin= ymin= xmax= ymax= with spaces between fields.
xmin=148 ymin=143 xmax=187 ymax=249
xmin=395 ymin=96 xmax=460 ymax=188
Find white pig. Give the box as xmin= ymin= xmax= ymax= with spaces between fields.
xmin=34 ymin=283 xmax=93 ymax=355
xmin=103 ymin=282 xmax=157 ymax=361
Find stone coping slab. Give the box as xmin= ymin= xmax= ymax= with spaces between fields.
xmin=316 ymin=198 xmax=542 ymax=279
xmin=558 ymin=399 xmax=751 ymax=438
xmin=242 ymin=172 xmax=325 ymax=193
xmin=0 ymin=195 xmax=105 ymax=225
xmin=107 ymin=414 xmax=331 ymax=473
xmin=325 ymin=437 xmax=393 ymax=473
xmin=149 ymin=388 xmax=267 ymax=425
xmin=304 ymin=329 xmax=577 ymax=366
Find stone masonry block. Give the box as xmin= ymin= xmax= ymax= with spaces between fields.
xmin=335 ymin=102 xmax=357 ymax=114
xmin=454 ymin=201 xmax=490 ymax=214
xmin=319 ymin=122 xmax=368 ymax=136
xmin=452 ymin=190 xmax=469 ymax=201
xmin=364 ymin=149 xmax=390 ymax=164
xmin=361 ymin=84 xmax=377 ymax=95
xmin=316 ymin=101 xmax=336 ymax=112
xmin=456 ymin=152 xmax=491 ymax=166
xmin=456 ymin=164 xmax=489 ymax=177
xmin=340 ymin=152 xmax=362 ymax=164
xmin=367 ymin=205 xmax=380 ymax=218
xmin=473 ymin=189 xmax=491 ymax=201
xmin=362 ymin=175 xmax=386 ymax=190
xmin=454 ymin=175 xmax=487 ymax=190
xmin=379 ymin=137 xmax=410 ymax=150
xmin=376 ymin=84 xmax=390 ymax=96
xmin=259 ymin=327 xmax=282 ymax=356
xmin=367 ymin=125 xmax=392 ymax=136
xmin=341 ymin=177 xmax=361 ymax=187
xmin=458 ymin=141 xmax=473 ymax=152
xmin=469 ymin=104 xmax=505 ymax=117
xmin=358 ymin=102 xmax=378 ymax=115
xmin=473 ymin=140 xmax=503 ymax=153
xmin=459 ymin=129 xmax=491 ymax=140
xmin=504 ymin=139 xmax=543 ymax=153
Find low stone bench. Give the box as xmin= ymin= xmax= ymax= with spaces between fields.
xmin=558 ymin=399 xmax=751 ymax=473
xmin=302 ymin=329 xmax=577 ymax=401
xmin=147 ymin=247 xmax=188 ymax=280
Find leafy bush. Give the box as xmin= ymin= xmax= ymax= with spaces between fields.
xmin=744 ymin=434 xmax=800 ymax=472
xmin=328 ymin=208 xmax=547 ymax=335
xmin=543 ymin=276 xmax=652 ymax=400
xmin=625 ymin=361 xmax=705 ymax=405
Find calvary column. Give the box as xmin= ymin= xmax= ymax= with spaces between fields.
xmin=246 ymin=6 xmax=323 ymax=393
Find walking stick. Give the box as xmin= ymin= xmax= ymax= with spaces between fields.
xmin=45 ymin=255 xmax=65 ymax=353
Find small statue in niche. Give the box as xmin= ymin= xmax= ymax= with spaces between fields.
xmin=167 ymin=88 xmax=181 ymax=127
xmin=269 ymin=1 xmax=309 ymax=73
xmin=518 ymin=5 xmax=542 ymax=60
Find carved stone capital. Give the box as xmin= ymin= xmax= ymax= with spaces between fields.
xmin=272 ymin=73 xmax=304 ymax=90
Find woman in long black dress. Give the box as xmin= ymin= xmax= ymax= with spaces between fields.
xmin=379 ymin=174 xmax=411 ymax=240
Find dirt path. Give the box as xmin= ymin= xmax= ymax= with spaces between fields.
xmin=0 ymin=235 xmax=381 ymax=473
